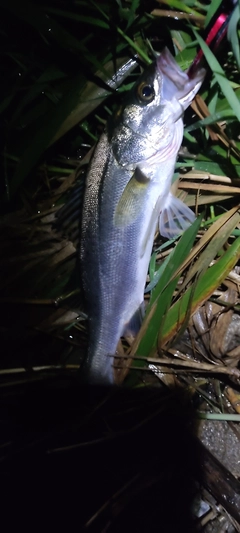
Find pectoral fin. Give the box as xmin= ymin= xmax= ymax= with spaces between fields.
xmin=159 ymin=193 xmax=195 ymax=239
xmin=114 ymin=167 xmax=150 ymax=228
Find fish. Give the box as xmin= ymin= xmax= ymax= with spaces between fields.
xmin=80 ymin=47 xmax=205 ymax=385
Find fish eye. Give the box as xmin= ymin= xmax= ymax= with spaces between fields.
xmin=137 ymin=82 xmax=155 ymax=103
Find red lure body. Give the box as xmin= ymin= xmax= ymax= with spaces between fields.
xmin=188 ymin=0 xmax=237 ymax=78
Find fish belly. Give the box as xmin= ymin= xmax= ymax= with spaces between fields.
xmin=80 ymin=136 xmax=175 ymax=384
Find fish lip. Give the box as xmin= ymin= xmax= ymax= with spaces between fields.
xmin=157 ymin=47 xmax=189 ymax=87
xmin=157 ymin=47 xmax=205 ymax=107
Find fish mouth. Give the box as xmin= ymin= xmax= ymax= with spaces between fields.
xmin=157 ymin=47 xmax=205 ymax=110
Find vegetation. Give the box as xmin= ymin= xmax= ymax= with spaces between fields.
xmin=1 ymin=0 xmax=240 ymax=388
xmin=1 ymin=3 xmax=240 ymax=528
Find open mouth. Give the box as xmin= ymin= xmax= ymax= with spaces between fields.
xmin=157 ymin=47 xmax=205 ymax=109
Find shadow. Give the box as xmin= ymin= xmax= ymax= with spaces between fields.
xmin=0 ymin=377 xmax=204 ymax=532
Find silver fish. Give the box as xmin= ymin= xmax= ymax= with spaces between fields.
xmin=80 ymin=47 xmax=205 ymax=385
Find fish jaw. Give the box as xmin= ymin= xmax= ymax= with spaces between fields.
xmin=157 ymin=47 xmax=206 ymax=113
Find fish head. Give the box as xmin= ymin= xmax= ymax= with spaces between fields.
xmin=110 ymin=47 xmax=205 ymax=167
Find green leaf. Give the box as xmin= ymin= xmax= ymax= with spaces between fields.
xmin=44 ymin=7 xmax=110 ymax=29
xmin=0 ymin=0 xmax=107 ymax=73
xmin=185 ymin=109 xmax=235 ymax=131
xmin=0 ymin=0 xmax=87 ymax=53
xmin=160 ymin=236 xmax=240 ymax=346
xmin=8 ymin=74 xmax=85 ymax=197
xmin=176 ymin=207 xmax=240 ymax=295
xmin=198 ymin=412 xmax=240 ymax=421
xmin=7 ymin=56 xmax=137 ymax=196
xmin=204 ymin=0 xmax=222 ymax=28
xmin=130 ymin=216 xmax=202 ymax=359
xmin=130 ymin=206 xmax=240 ymax=363
xmin=90 ymin=0 xmax=152 ymax=64
xmin=50 ymin=56 xmax=137 ymax=145
xmin=193 ymin=160 xmax=240 ymax=177
xmin=149 ymin=216 xmax=202 ymax=309
xmin=192 ymin=28 xmax=240 ymax=122
xmin=124 ymin=0 xmax=140 ymax=30
xmin=0 ymin=94 xmax=14 ymax=116
xmin=153 ymin=0 xmax=202 ymax=17
xmin=227 ymin=5 xmax=240 ymax=68
xmin=10 ymin=66 xmax=67 ymax=127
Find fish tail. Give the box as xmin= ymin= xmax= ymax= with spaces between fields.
xmin=79 ymin=323 xmax=119 ymax=385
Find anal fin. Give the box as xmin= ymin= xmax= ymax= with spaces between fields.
xmin=123 ymin=302 xmax=145 ymax=344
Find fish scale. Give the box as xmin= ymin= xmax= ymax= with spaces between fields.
xmin=80 ymin=48 xmax=205 ymax=385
